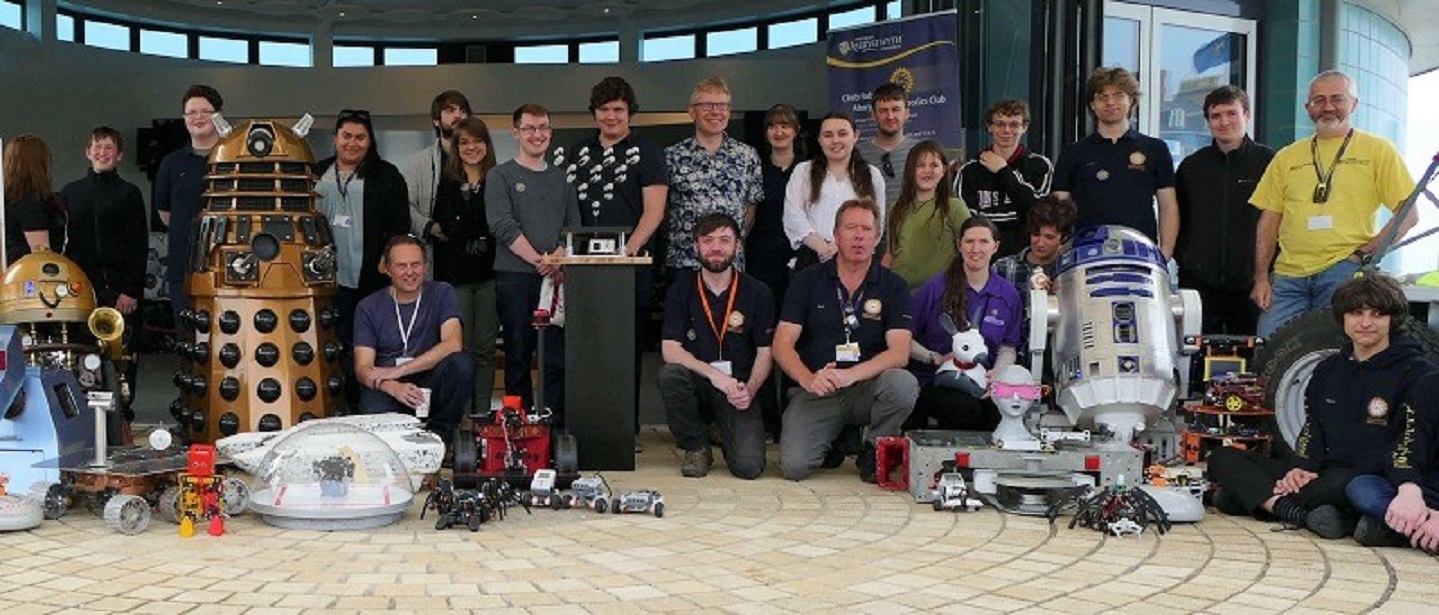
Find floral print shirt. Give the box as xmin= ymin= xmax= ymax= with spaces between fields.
xmin=663 ymin=135 xmax=764 ymax=269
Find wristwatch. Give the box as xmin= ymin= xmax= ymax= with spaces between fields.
xmin=1349 ymin=248 xmax=1372 ymax=265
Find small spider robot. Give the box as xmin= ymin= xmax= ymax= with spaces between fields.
xmin=1047 ymin=475 xmax=1171 ymax=537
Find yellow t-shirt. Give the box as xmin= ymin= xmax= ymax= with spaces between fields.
xmin=1250 ymin=129 xmax=1413 ymax=277
xmin=889 ymin=196 xmax=972 ymax=291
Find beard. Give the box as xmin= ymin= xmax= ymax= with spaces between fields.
xmin=701 ymin=254 xmax=735 ymax=273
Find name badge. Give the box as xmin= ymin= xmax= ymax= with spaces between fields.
xmin=334 ymin=214 xmax=353 ymax=228
xmin=709 ymin=360 xmax=733 ymax=377
xmin=394 ymin=357 xmax=413 ymax=367
xmin=1307 ymin=215 xmax=1334 ymax=231
xmin=836 ymin=342 xmax=861 ymax=363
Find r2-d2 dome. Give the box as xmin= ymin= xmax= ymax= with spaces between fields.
xmin=247 ymin=422 xmax=412 ymax=530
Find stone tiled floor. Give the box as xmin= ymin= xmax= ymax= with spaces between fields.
xmin=3 ymin=429 xmax=1437 ymax=614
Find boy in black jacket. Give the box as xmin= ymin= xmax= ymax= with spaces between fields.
xmin=60 ymin=126 xmax=148 ymax=418
xmin=1347 ymin=370 xmax=1439 ymax=548
xmin=1208 ymin=274 xmax=1435 ymax=538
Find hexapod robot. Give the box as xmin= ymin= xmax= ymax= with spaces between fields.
xmin=169 ymin=115 xmax=345 ymax=443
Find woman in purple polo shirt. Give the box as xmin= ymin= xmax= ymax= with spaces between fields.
xmin=904 ymin=216 xmax=1025 ymax=431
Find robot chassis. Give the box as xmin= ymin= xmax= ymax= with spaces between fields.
xmin=526 ymin=469 xmax=665 ymax=518
xmin=908 ymin=226 xmax=1202 ymax=516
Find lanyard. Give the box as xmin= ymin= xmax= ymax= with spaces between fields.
xmin=336 ymin=168 xmax=357 ymax=201
xmin=1309 ymin=128 xmax=1353 ymax=203
xmin=393 ymin=287 xmax=424 ymax=358
xmin=697 ymin=272 xmax=739 ymax=360
xmin=835 ymin=282 xmax=864 ymax=343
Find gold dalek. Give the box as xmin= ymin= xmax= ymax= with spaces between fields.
xmin=0 ymin=248 xmax=129 ymax=395
xmin=171 ymin=116 xmax=344 ymax=443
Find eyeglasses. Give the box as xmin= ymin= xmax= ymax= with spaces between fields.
xmin=691 ymin=102 xmax=732 ymax=113
xmin=1306 ymin=94 xmax=1351 ymax=109
xmin=183 ymin=109 xmax=216 ymax=118
xmin=880 ymin=152 xmax=895 ymax=178
xmin=517 ymin=125 xmax=553 ymax=135
xmin=338 ymin=109 xmax=372 ymax=122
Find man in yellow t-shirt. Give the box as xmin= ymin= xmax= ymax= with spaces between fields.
xmin=1249 ymin=70 xmax=1417 ymax=338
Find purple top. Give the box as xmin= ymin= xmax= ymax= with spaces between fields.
xmin=354 ymin=281 xmax=462 ymax=368
xmin=910 ymin=269 xmax=1024 ymax=385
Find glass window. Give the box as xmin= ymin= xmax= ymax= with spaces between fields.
xmin=0 ymin=2 xmax=20 ymax=31
xmin=886 ymin=1 xmax=902 ymax=20
xmin=85 ymin=20 xmax=131 ymax=52
xmin=579 ymin=40 xmax=619 ymax=64
xmin=642 ymin=33 xmax=695 ymax=62
xmin=828 ymin=6 xmax=876 ymax=32
xmin=1156 ymin=26 xmax=1247 ymax=164
xmin=515 ymin=44 xmax=569 ymax=64
xmin=706 ymin=27 xmax=756 ymax=57
xmin=1101 ymin=17 xmax=1141 ymax=75
xmin=139 ymin=29 xmax=187 ymax=58
xmin=260 ymin=41 xmax=310 ymax=67
xmin=383 ymin=47 xmax=437 ymax=66
xmin=199 ymin=36 xmax=248 ymax=63
xmin=768 ymin=17 xmax=817 ymax=50
xmin=333 ymin=45 xmax=375 ymax=67
xmin=57 ymin=13 xmax=74 ymax=42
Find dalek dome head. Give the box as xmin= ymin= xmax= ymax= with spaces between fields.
xmin=0 ymin=248 xmax=98 ymax=324
xmin=212 ymin=118 xmax=315 ymax=165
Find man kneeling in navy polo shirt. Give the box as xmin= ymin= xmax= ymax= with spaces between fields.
xmin=658 ymin=213 xmax=777 ymax=479
xmin=773 ymin=199 xmax=919 ymax=482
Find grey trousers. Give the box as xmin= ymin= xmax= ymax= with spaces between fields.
xmin=657 ymin=364 xmax=767 ymax=479
xmin=779 ymin=368 xmax=918 ymax=480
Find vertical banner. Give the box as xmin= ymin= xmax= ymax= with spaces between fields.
xmin=827 ymin=11 xmax=962 ymax=149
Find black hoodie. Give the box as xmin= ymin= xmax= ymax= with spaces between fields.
xmin=1295 ymin=334 xmax=1436 ymax=474
xmin=1387 ymin=370 xmax=1439 ymax=495
xmin=59 ymin=169 xmax=147 ymax=304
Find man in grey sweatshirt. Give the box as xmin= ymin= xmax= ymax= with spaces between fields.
xmin=486 ymin=103 xmax=581 ymax=423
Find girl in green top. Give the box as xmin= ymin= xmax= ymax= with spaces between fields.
xmin=883 ymin=139 xmax=971 ymax=291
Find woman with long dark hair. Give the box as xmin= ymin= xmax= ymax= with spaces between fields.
xmin=431 ymin=117 xmax=500 ymax=413
xmin=882 ymin=139 xmax=970 ymax=291
xmin=313 ymin=109 xmax=411 ymax=408
xmin=781 ymin=112 xmax=884 ymax=270
xmin=3 ymin=134 xmax=67 ymax=266
xmin=906 ymin=216 xmax=1025 ymax=430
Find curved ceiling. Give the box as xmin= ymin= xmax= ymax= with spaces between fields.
xmin=59 ymin=0 xmax=865 ymax=41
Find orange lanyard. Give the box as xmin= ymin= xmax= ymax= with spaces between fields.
xmin=697 ymin=272 xmax=739 ymax=360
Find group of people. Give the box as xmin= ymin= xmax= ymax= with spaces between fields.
xmin=5 ymin=65 xmax=1436 ymax=550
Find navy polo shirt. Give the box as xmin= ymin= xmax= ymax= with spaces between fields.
xmin=1053 ymin=127 xmax=1175 ymax=240
xmin=662 ymin=269 xmax=776 ymax=380
xmin=781 ymin=259 xmax=912 ymax=372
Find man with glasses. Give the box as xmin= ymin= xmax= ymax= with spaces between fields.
xmin=955 ymin=99 xmax=1054 ymax=259
xmin=857 ymin=82 xmax=917 ymax=209
xmin=404 ymin=90 xmax=472 ymax=262
xmin=487 ymin=104 xmax=581 ymax=423
xmin=1249 ymin=70 xmax=1417 ymax=338
xmin=155 ymin=84 xmax=223 ymax=316
xmin=1052 ymin=67 xmax=1178 ymax=259
xmin=663 ymin=78 xmax=764 ymax=277
xmin=1173 ymin=85 xmax=1274 ymax=336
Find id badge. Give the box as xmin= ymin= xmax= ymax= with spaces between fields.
xmin=394 ymin=357 xmax=413 ymax=367
xmin=1307 ymin=215 xmax=1334 ymax=231
xmin=333 ymin=214 xmax=353 ymax=228
xmin=709 ymin=360 xmax=733 ymax=376
xmin=835 ymin=342 xmax=861 ymax=363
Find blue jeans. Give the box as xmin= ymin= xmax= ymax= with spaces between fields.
xmin=1345 ymin=474 xmax=1397 ymax=520
xmin=1256 ymin=258 xmax=1360 ymax=338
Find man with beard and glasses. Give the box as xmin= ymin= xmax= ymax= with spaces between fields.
xmin=857 ymin=82 xmax=917 ymax=209
xmin=657 ymin=213 xmax=776 ymax=479
xmin=405 ymin=90 xmax=473 ymax=270
xmin=1249 ymin=70 xmax=1417 ymax=338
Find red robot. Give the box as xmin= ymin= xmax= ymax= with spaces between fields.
xmin=178 ymin=444 xmax=228 ymax=536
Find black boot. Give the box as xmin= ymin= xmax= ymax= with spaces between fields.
xmin=857 ymin=443 xmax=877 ymax=484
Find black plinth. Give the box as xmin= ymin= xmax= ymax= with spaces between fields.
xmin=560 ymin=257 xmax=647 ymax=470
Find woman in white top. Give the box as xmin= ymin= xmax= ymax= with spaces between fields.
xmin=782 ymin=112 xmax=886 ymax=270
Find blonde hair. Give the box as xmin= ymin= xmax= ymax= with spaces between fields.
xmin=690 ymin=77 xmax=731 ymax=105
